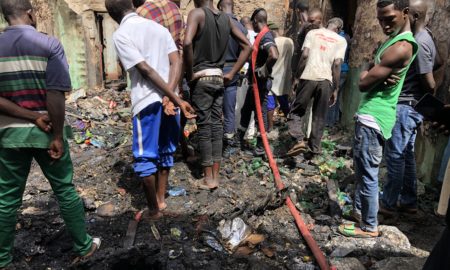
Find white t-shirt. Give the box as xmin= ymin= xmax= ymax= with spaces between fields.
xmin=300 ymin=28 xmax=347 ymax=83
xmin=113 ymin=13 xmax=178 ymax=116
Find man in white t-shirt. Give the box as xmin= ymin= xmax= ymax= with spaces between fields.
xmin=287 ymin=17 xmax=347 ymax=158
xmin=106 ymin=0 xmax=195 ymax=219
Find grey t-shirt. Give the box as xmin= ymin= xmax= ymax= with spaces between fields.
xmin=399 ymin=29 xmax=436 ymax=102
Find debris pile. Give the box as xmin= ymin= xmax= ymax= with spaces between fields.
xmin=9 ymin=89 xmax=445 ymax=269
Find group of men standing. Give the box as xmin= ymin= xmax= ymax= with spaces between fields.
xmin=0 ymin=0 xmax=446 ymax=268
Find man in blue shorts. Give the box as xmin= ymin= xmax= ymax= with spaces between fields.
xmin=106 ymin=0 xmax=195 ymax=219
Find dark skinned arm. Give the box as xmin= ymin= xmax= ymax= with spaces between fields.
xmin=183 ymin=8 xmax=203 ymax=82
xmin=0 ymin=96 xmax=51 ymax=132
xmin=359 ymin=41 xmax=413 ymax=92
xmin=167 ymin=50 xmax=182 ymax=92
xmin=332 ymin=59 xmax=343 ymax=90
xmin=420 ymin=72 xmax=436 ymax=95
xmin=135 ymin=54 xmax=180 ymax=105
xmin=266 ymin=46 xmax=279 ymax=71
xmin=46 ymin=90 xmax=66 ymax=160
xmin=295 ymin=47 xmax=309 ymax=79
xmin=329 ymin=58 xmax=343 ymax=106
xmin=163 ymin=50 xmax=183 ymax=115
xmin=223 ymin=18 xmax=252 ymax=85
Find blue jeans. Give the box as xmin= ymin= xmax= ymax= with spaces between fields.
xmin=223 ymin=66 xmax=240 ymax=137
xmin=353 ymin=122 xmax=384 ymax=232
xmin=382 ymin=104 xmax=423 ymax=209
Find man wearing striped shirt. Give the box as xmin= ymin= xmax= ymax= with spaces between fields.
xmin=0 ymin=0 xmax=99 ymax=267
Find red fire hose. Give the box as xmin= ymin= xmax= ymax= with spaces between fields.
xmin=251 ymin=26 xmax=334 ymax=270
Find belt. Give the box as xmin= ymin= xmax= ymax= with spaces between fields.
xmin=198 ymin=76 xmax=224 ymax=83
xmin=398 ymin=100 xmax=418 ymax=107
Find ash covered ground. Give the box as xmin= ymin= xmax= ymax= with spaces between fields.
xmin=7 ymin=89 xmax=445 ymax=270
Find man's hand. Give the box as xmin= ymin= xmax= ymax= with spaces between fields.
xmin=179 ymin=100 xmax=197 ymax=119
xmin=432 ymin=104 xmax=450 ymax=135
xmin=34 ymin=114 xmax=52 ymax=133
xmin=256 ymin=64 xmax=270 ymax=79
xmin=223 ymin=73 xmax=234 ymax=86
xmin=329 ymin=90 xmax=338 ymax=107
xmin=48 ymin=138 xmax=64 ymax=160
xmin=384 ymin=74 xmax=401 ymax=86
xmin=162 ymin=96 xmax=177 ymax=116
xmin=292 ymin=78 xmax=300 ymax=91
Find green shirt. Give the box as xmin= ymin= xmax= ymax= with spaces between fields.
xmin=357 ymin=31 xmax=418 ymax=139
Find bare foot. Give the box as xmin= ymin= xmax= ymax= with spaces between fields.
xmin=196 ymin=177 xmax=219 ymax=190
xmin=206 ymin=177 xmax=219 ymax=189
xmin=158 ymin=201 xmax=167 ymax=211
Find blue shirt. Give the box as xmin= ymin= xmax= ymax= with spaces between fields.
xmin=224 ymin=13 xmax=247 ymax=63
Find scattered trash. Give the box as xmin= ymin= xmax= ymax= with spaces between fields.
xmin=192 ymin=247 xmax=208 ymax=253
xmin=217 ymin=217 xmax=265 ymax=254
xmin=67 ymin=89 xmax=86 ymax=103
xmin=90 ymin=139 xmax=105 ymax=148
xmin=235 ymin=246 xmax=254 ymax=256
xmin=151 ymin=224 xmax=161 ymax=241
xmin=168 ymin=186 xmax=187 ymax=197
xmin=183 ymin=119 xmax=197 ymax=138
xmin=261 ymin=246 xmax=276 ymax=258
xmin=200 ymin=230 xmax=225 ymax=252
xmin=123 ymin=210 xmax=143 ymax=248
xmin=168 ymin=249 xmax=183 ymax=259
xmin=96 ymin=201 xmax=116 ymax=217
xmin=170 ymin=228 xmax=182 ymax=239
xmin=218 ymin=218 xmax=252 ymax=252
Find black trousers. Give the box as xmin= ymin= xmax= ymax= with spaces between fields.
xmin=422 ymin=198 xmax=450 ymax=270
xmin=190 ymin=80 xmax=224 ymax=166
xmin=289 ymin=80 xmax=333 ymax=153
xmin=240 ymin=78 xmax=269 ymax=132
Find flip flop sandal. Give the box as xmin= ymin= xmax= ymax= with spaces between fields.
xmin=286 ymin=147 xmax=307 ymax=157
xmin=342 ymin=210 xmax=362 ymax=223
xmin=71 ymin=237 xmax=101 ymax=264
xmin=338 ymin=224 xmax=379 ymax=238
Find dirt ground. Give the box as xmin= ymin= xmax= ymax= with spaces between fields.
xmin=6 ymin=90 xmax=446 ymax=270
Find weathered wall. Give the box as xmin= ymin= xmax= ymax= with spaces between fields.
xmin=61 ymin=0 xmax=106 ymax=14
xmin=415 ymin=0 xmax=450 ymax=183
xmin=341 ymin=0 xmax=384 ymax=128
xmin=179 ymin=0 xmax=288 ymax=29
xmin=54 ymin=0 xmax=89 ymax=89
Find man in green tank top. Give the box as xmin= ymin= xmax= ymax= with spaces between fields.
xmin=338 ymin=0 xmax=418 ymax=238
